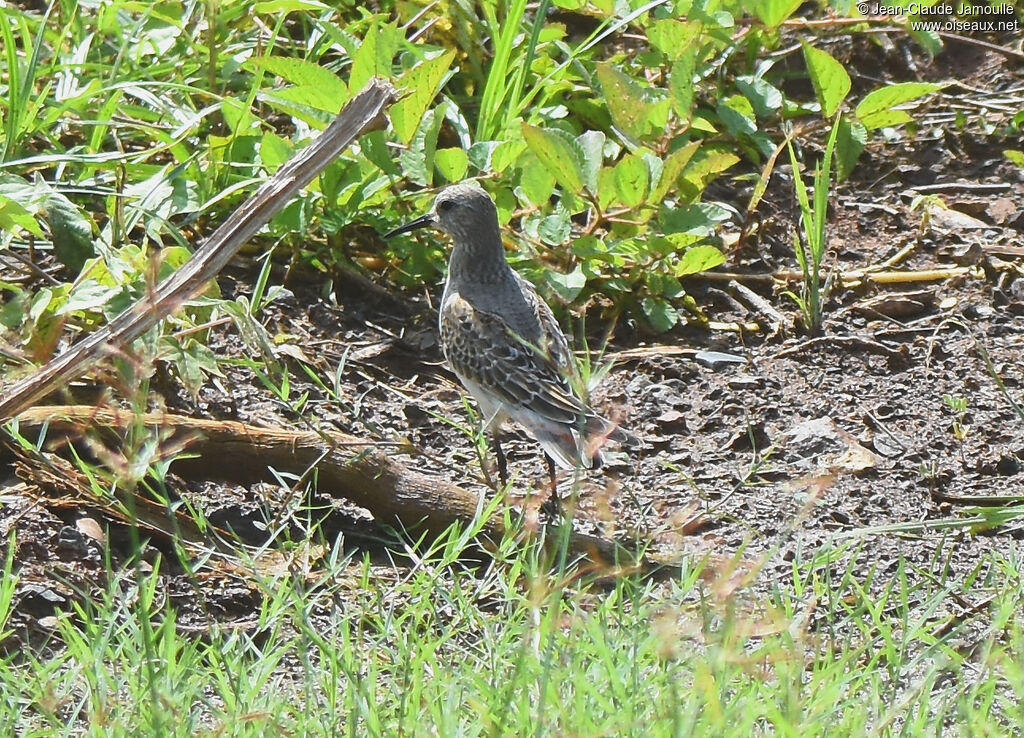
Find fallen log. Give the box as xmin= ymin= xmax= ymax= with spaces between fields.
xmin=12 ymin=405 xmax=651 ymax=568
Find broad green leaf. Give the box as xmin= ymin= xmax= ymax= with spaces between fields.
xmin=0 ymin=194 xmax=43 ymax=237
xmin=641 ymin=296 xmax=679 ymax=332
xmin=492 ymin=139 xmax=527 ymax=173
xmin=1005 ymin=150 xmax=1024 ymax=168
xmin=521 ymin=124 xmax=584 ymax=194
xmin=263 ymin=86 xmax=342 ymax=117
xmin=689 ymin=5 xmax=735 ymax=28
xmin=468 ymin=140 xmax=526 ymax=173
xmin=571 ymin=235 xmax=607 ymax=258
xmin=857 ymin=108 xmax=916 ymax=130
xmin=596 ymin=62 xmax=669 ymax=141
xmin=717 ymin=96 xmax=757 ymax=137
xmin=220 ymin=298 xmax=279 ymax=367
xmin=435 ymin=147 xmax=468 ymax=182
xmin=597 ymin=167 xmax=618 ymax=211
xmin=674 ymin=244 xmax=725 ymax=276
xmin=495 ymin=188 xmax=517 ymax=224
xmin=390 ymin=50 xmax=456 ymax=145
xmin=735 ymin=75 xmax=783 ymax=118
xmin=648 ymin=19 xmax=700 ymax=61
xmin=907 ymin=25 xmax=942 ymax=56
xmin=0 ymin=291 xmax=29 ymax=330
xmin=259 ymin=132 xmax=293 ymax=172
xmin=60 ymin=280 xmax=118 ymax=315
xmin=643 ymin=152 xmax=663 ymax=197
xmin=654 ymin=233 xmax=703 ymax=256
xmin=660 ymin=202 xmax=732 ymax=235
xmin=349 ymin=23 xmax=401 ymax=92
xmin=689 ymin=115 xmax=718 ymax=133
xmin=399 ymin=107 xmax=443 ymax=186
xmin=645 ymin=271 xmax=683 ymax=298
xmin=537 ymin=211 xmax=571 ymax=245
xmin=651 ymin=141 xmax=700 ymax=203
xmin=163 ymin=337 xmax=224 ymax=399
xmin=750 ymin=131 xmax=776 ymax=159
xmin=247 ymin=56 xmax=348 ymax=105
xmin=546 ymin=264 xmax=586 ymax=302
xmin=44 ymin=191 xmax=96 ymax=272
xmin=268 ymin=198 xmax=311 ymax=241
xmin=574 ymin=130 xmax=605 ymax=195
xmin=855 ymin=83 xmax=941 ymax=130
xmin=835 ymin=117 xmax=867 ymax=180
xmin=802 ymin=44 xmax=850 ymax=118
xmin=753 ymin=0 xmax=801 ymax=27
xmin=220 ymin=97 xmax=260 ymax=135
xmin=679 ymin=149 xmax=740 ymax=199
xmin=319 ymin=158 xmax=355 ymax=205
xmin=468 ymin=141 xmax=500 ymax=171
xmin=124 ymin=168 xmax=202 ymax=227
xmin=858 ymin=109 xmax=915 ymax=130
xmin=613 ymin=154 xmax=649 ymax=208
xmin=518 ymin=154 xmax=556 ymax=205
xmin=669 ymin=52 xmax=697 ymax=121
xmin=160 ymin=245 xmax=195 ymax=272
xmin=646 ymin=99 xmax=671 ymax=138
xmin=361 ymin=131 xmax=401 ymax=178
xmin=29 ymin=287 xmax=54 ymax=323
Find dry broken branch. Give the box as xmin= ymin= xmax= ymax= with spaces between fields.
xmin=0 ymin=79 xmax=397 ymax=421
xmin=11 ymin=405 xmax=653 ymax=568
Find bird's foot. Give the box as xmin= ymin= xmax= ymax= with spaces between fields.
xmin=541 ymin=454 xmax=564 ymax=520
xmin=540 ymin=491 xmax=564 ymax=521
xmin=477 ymin=435 xmax=510 ymax=490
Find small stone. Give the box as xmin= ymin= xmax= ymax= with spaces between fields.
xmin=76 ymin=516 xmax=104 ymax=544
xmin=996 ymin=454 xmax=1020 ymax=476
xmin=656 ymin=409 xmax=688 ymax=432
xmin=727 ymin=375 xmax=761 ymax=390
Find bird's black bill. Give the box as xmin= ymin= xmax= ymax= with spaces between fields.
xmin=383 ymin=213 xmax=436 ymax=239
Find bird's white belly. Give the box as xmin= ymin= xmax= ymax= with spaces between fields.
xmin=458 ymin=375 xmax=508 ymax=432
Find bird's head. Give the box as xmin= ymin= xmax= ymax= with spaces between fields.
xmin=384 ymin=182 xmax=498 ymax=243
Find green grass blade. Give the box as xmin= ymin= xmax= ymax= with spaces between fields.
xmin=506 ymin=0 xmax=551 ymax=136
xmin=476 ymin=0 xmax=529 ymax=140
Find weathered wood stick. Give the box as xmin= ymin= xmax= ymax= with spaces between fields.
xmin=0 ymin=79 xmax=397 ymax=421
xmin=13 ymin=405 xmax=649 ymax=568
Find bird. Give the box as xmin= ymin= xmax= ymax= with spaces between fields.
xmin=384 ymin=182 xmax=632 ymax=501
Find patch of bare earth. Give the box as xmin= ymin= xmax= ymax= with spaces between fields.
xmin=1 ymin=30 xmax=1022 ymax=665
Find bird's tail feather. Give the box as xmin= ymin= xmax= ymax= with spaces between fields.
xmin=523 ymin=412 xmax=639 ymax=471
xmin=531 ymin=425 xmax=592 ymax=471
xmin=583 ymin=414 xmax=640 ymax=448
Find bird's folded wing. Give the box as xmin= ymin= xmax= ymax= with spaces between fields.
xmin=441 ymin=295 xmax=587 ymax=426
xmin=511 ymin=270 xmax=578 ymax=382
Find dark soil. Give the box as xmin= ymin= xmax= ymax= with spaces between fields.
xmin=2 ymin=29 xmax=1023 ymax=650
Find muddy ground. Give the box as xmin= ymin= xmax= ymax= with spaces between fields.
xmin=2 ymin=31 xmax=1023 ymax=648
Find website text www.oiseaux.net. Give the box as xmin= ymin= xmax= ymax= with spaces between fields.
xmin=856 ymin=3 xmax=1020 ymax=33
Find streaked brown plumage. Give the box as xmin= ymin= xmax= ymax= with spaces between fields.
xmin=385 ymin=182 xmax=631 ymax=482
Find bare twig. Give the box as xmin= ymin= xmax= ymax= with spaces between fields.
xmin=775 ymin=335 xmax=908 ymax=362
xmin=700 ymin=266 xmax=978 ymax=287
xmin=728 ymin=280 xmax=788 ymax=328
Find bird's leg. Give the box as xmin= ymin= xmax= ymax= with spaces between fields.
xmin=540 ymin=454 xmax=563 ymax=520
xmin=491 ymin=434 xmax=509 ymax=487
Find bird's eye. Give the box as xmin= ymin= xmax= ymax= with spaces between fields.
xmin=437 ymin=200 xmax=454 ymax=213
